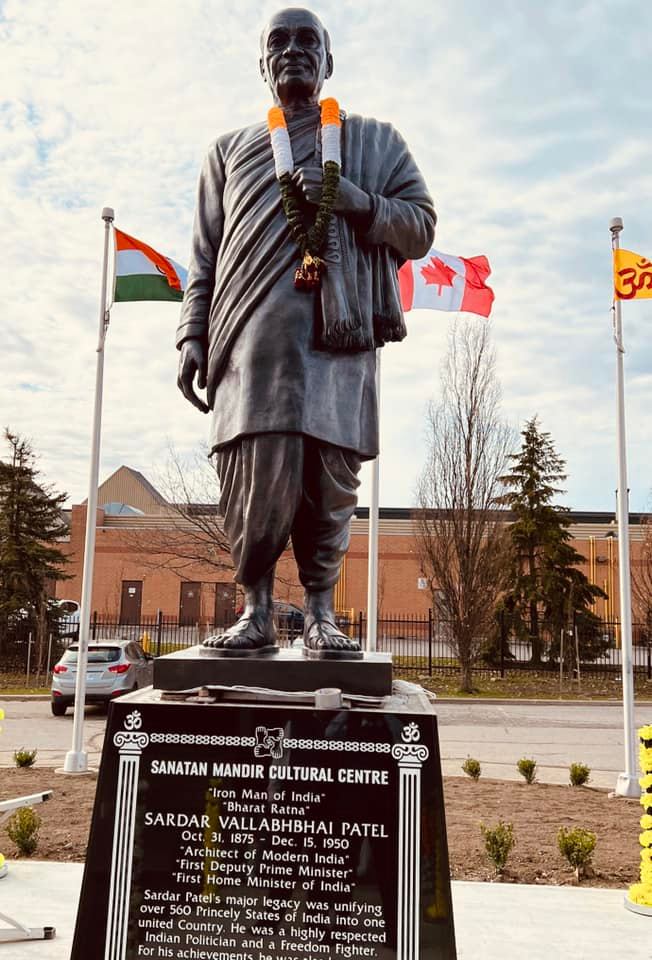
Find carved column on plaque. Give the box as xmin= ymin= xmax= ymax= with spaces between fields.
xmin=392 ymin=722 xmax=429 ymax=960
xmin=104 ymin=710 xmax=149 ymax=960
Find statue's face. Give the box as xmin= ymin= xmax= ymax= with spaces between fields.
xmin=260 ymin=8 xmax=332 ymax=106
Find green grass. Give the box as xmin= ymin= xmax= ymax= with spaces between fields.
xmin=143 ymin=641 xmax=186 ymax=656
xmin=395 ymin=667 xmax=652 ymax=700
xmin=0 ymin=684 xmax=51 ymax=696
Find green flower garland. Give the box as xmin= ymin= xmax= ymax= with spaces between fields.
xmin=278 ymin=160 xmax=340 ymax=261
xmin=268 ymin=99 xmax=342 ymax=288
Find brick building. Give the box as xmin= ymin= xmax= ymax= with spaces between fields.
xmin=56 ymin=466 xmax=647 ymax=625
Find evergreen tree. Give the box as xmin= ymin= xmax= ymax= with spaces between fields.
xmin=0 ymin=429 xmax=69 ymax=655
xmin=498 ymin=417 xmax=604 ymax=664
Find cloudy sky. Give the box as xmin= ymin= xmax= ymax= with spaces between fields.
xmin=2 ymin=0 xmax=651 ymax=512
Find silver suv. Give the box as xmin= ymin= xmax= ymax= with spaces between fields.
xmin=50 ymin=639 xmax=153 ymax=716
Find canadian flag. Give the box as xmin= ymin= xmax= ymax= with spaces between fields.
xmin=398 ymin=249 xmax=494 ymax=318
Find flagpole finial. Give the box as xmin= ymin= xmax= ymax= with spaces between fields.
xmin=102 ymin=207 xmax=115 ymax=222
xmin=610 ymin=217 xmax=623 ymax=236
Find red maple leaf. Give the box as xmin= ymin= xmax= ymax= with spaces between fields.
xmin=421 ymin=256 xmax=457 ymax=294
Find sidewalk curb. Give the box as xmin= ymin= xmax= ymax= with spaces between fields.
xmin=3 ymin=693 xmax=652 ymax=707
xmin=432 ymin=696 xmax=652 ymax=706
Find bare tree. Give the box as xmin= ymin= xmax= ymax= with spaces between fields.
xmin=633 ymin=517 xmax=652 ymax=641
xmin=123 ymin=446 xmax=231 ymax=579
xmin=123 ymin=446 xmax=299 ymax=595
xmin=415 ymin=321 xmax=513 ymax=692
xmin=377 ymin=561 xmax=387 ymax=616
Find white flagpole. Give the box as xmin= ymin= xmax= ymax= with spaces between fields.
xmin=366 ymin=349 xmax=381 ymax=652
xmin=62 ymin=207 xmax=114 ymax=775
xmin=609 ymin=216 xmax=639 ymax=798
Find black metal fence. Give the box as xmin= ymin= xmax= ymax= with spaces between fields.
xmin=366 ymin=613 xmax=652 ymax=679
xmin=3 ymin=611 xmax=652 ymax=682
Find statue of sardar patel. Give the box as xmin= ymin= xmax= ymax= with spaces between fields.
xmin=176 ymin=8 xmax=435 ymax=659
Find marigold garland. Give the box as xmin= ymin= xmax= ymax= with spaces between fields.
xmin=629 ymin=725 xmax=652 ymax=908
xmin=267 ymin=98 xmax=341 ymax=289
xmin=639 ymin=829 xmax=652 ymax=848
xmin=629 ymin=882 xmax=652 ymax=907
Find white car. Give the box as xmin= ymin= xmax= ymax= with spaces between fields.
xmin=50 ymin=639 xmax=153 ymax=716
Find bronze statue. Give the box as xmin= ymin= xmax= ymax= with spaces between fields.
xmin=176 ymin=7 xmax=435 ymax=658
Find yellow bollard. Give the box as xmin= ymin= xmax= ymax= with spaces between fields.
xmin=626 ymin=724 xmax=652 ymax=914
xmin=140 ymin=632 xmax=151 ymax=654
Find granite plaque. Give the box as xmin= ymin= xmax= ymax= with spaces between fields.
xmin=72 ymin=692 xmax=456 ymax=959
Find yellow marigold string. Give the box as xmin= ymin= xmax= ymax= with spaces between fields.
xmin=630 ymin=882 xmax=652 ymax=907
xmin=629 ymin=725 xmax=652 ymax=910
xmin=640 ymin=830 xmax=652 ymax=848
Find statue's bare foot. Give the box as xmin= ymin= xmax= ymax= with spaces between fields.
xmin=303 ymin=614 xmax=363 ymax=660
xmin=203 ymin=613 xmax=278 ymax=657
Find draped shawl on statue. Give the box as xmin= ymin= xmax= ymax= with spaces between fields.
xmin=179 ymin=111 xmax=435 ymax=409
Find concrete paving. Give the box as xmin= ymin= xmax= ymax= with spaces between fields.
xmin=0 ymin=861 xmax=649 ymax=959
xmin=435 ymin=700 xmax=652 ymax=788
xmin=0 ymin=700 xmax=106 ymax=768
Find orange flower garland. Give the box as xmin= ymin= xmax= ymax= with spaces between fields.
xmin=267 ymin=99 xmax=341 ymax=289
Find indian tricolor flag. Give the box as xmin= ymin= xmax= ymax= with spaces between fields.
xmin=399 ymin=248 xmax=494 ymax=318
xmin=113 ymin=228 xmax=187 ymax=303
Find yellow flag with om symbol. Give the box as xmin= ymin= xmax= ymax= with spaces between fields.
xmin=614 ymin=249 xmax=652 ymax=300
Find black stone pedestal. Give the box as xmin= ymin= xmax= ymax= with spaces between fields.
xmin=154 ymin=645 xmax=393 ymax=697
xmin=72 ymin=687 xmax=456 ymax=959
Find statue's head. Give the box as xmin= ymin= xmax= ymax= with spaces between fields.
xmin=260 ymin=8 xmax=333 ymax=107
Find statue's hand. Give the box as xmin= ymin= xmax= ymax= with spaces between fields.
xmin=177 ymin=339 xmax=209 ymax=414
xmin=293 ymin=166 xmax=372 ymax=219
xmin=292 ymin=165 xmax=324 ymax=205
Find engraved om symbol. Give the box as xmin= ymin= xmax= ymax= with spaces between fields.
xmin=402 ymin=722 xmax=421 ymax=744
xmin=124 ymin=711 xmax=142 ymax=731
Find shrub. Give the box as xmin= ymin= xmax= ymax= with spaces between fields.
xmin=13 ymin=748 xmax=37 ymax=768
xmin=6 ymin=807 xmax=41 ymax=856
xmin=517 ymin=757 xmax=537 ymax=784
xmin=462 ymin=757 xmax=481 ymax=780
xmin=569 ymin=762 xmax=591 ymax=787
xmin=480 ymin=820 xmax=515 ymax=875
xmin=557 ymin=826 xmax=597 ymax=880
